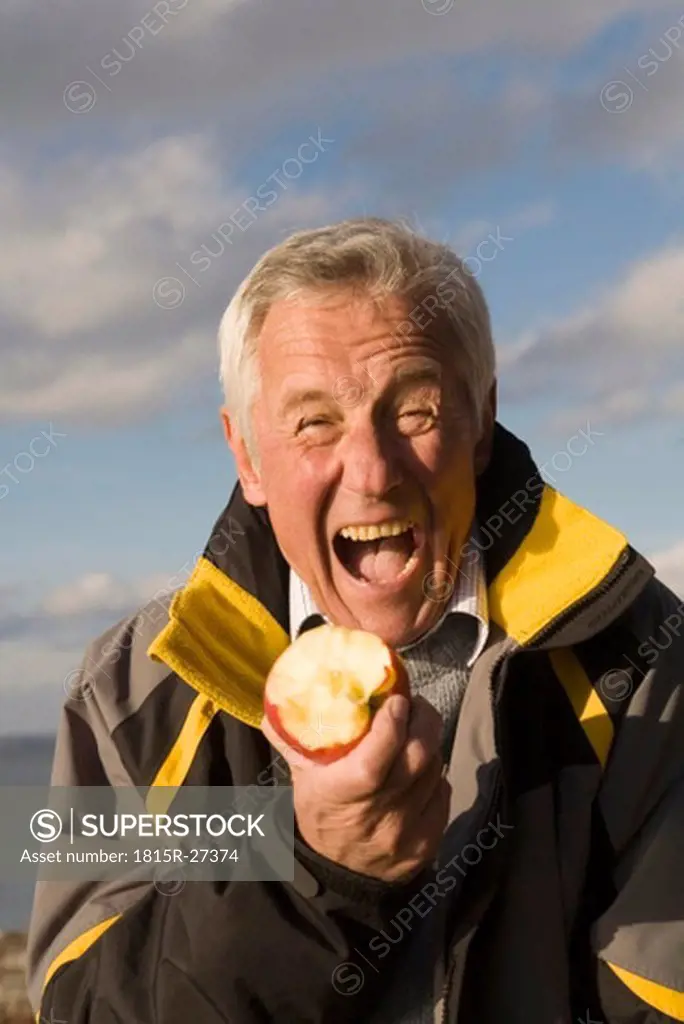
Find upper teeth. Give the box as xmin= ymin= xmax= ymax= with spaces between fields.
xmin=339 ymin=519 xmax=413 ymax=541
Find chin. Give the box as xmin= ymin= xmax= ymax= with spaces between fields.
xmin=379 ymin=613 xmax=437 ymax=649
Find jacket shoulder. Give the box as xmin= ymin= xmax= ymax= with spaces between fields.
xmin=613 ymin=572 xmax=683 ymax=647
xmin=70 ymin=590 xmax=187 ymax=742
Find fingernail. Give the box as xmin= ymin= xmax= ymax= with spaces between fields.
xmin=388 ymin=695 xmax=409 ymax=722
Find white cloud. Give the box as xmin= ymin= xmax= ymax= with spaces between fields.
xmin=650 ymin=540 xmax=684 ymax=598
xmin=508 ymin=200 xmax=558 ymax=233
xmin=3 ymin=331 xmax=205 ymax=422
xmin=663 ymin=382 xmax=684 ymax=414
xmin=606 ymin=245 xmax=684 ymax=342
xmin=0 ymin=2 xmax=681 ymax=438
xmin=2 ymin=0 xmax=678 ymax=125
xmin=547 ymin=389 xmax=653 ymax=433
xmin=0 ymin=570 xmax=182 ymax=648
xmin=3 ymin=0 xmax=683 ymax=193
xmin=39 ymin=571 xmax=175 ymax=618
xmin=0 ymin=571 xmax=183 ymax=732
xmin=0 ymin=134 xmax=339 ymax=424
xmin=0 ymin=134 xmax=278 ymax=339
xmin=0 ymin=641 xmax=88 ymax=734
xmin=503 ymin=243 xmax=684 ymax=427
xmin=554 ymin=17 xmax=684 ymax=173
xmin=450 ymin=200 xmax=557 ymax=253
xmin=0 ymin=135 xmax=219 ymax=337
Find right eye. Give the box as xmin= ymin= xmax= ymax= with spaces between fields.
xmin=294 ymin=417 xmax=342 ymax=446
xmin=297 ymin=417 xmax=333 ymax=432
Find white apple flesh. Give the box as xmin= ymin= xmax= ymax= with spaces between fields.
xmin=263 ymin=624 xmax=409 ymax=763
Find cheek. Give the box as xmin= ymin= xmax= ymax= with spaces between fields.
xmin=409 ymin=429 xmax=463 ymax=481
xmin=260 ymin=449 xmax=329 ymax=531
xmin=424 ymin=437 xmax=477 ymax=506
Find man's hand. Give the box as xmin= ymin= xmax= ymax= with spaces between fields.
xmin=261 ymin=694 xmax=450 ymax=882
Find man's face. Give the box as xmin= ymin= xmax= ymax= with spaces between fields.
xmin=224 ymin=289 xmax=494 ymax=648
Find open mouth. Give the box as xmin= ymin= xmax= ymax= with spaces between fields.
xmin=332 ymin=519 xmax=421 ymax=585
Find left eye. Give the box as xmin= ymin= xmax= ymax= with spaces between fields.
xmin=396 ymin=406 xmax=438 ymax=435
xmin=399 ymin=408 xmax=434 ymax=420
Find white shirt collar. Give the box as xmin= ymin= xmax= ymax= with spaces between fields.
xmin=288 ymin=523 xmax=489 ymax=668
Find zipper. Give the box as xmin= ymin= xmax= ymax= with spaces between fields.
xmin=439 ymin=780 xmax=504 ymax=1023
xmin=439 ymin=547 xmax=635 ymax=1021
xmin=440 ymin=950 xmax=457 ymax=1024
xmin=439 ymin=651 xmax=507 ymax=1023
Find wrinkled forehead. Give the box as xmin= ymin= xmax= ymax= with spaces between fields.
xmin=255 ymin=288 xmax=454 ymax=378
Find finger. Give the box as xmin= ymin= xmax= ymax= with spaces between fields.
xmin=383 ymin=696 xmax=444 ymax=792
xmin=339 ymin=693 xmax=411 ymax=795
xmin=422 ymin=775 xmax=451 ymax=836
xmin=403 ymin=752 xmax=445 ymax=815
xmin=410 ymin=775 xmax=452 ymax=865
xmin=386 ymin=775 xmax=451 ymax=880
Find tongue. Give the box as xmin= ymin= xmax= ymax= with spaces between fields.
xmin=349 ymin=534 xmax=414 ymax=583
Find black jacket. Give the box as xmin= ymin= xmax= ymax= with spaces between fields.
xmin=28 ymin=424 xmax=684 ymax=1022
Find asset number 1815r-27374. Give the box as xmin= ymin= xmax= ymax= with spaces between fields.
xmin=133 ymin=849 xmax=239 ymax=863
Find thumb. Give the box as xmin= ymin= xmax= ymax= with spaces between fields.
xmin=342 ymin=693 xmax=411 ymax=791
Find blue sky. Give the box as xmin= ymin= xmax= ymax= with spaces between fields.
xmin=1 ymin=0 xmax=683 ymax=733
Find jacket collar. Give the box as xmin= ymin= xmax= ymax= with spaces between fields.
xmin=148 ymin=423 xmax=653 ymax=727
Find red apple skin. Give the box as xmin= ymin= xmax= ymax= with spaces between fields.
xmin=263 ymin=693 xmax=363 ymax=765
xmin=263 ymin=638 xmax=409 ymax=765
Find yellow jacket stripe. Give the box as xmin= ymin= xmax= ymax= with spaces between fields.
xmin=549 ymin=648 xmax=614 ymax=767
xmin=146 ymin=693 xmax=219 ymax=815
xmin=37 ymin=916 xmax=121 ymax=1021
xmin=607 ymin=962 xmax=684 ymax=1021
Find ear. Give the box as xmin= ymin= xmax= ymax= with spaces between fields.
xmin=220 ymin=408 xmax=267 ymax=506
xmin=473 ymin=380 xmax=497 ymax=477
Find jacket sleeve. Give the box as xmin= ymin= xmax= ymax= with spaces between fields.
xmin=30 ymin=615 xmax=429 ymax=1024
xmin=26 ymin=614 xmax=162 ymax=1018
xmin=39 ymin=833 xmax=432 ymax=1024
xmin=591 ymin=580 xmax=684 ymax=1023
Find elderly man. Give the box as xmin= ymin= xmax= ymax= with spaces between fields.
xmin=29 ymin=218 xmax=684 ymax=1023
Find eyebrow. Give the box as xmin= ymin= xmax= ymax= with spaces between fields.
xmin=390 ymin=364 xmax=443 ymax=389
xmin=278 ymin=389 xmax=335 ymax=418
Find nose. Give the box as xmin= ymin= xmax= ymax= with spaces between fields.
xmin=339 ymin=418 xmax=403 ymax=500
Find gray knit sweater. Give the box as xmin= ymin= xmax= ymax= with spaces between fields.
xmin=368 ymin=612 xmax=477 ymax=1023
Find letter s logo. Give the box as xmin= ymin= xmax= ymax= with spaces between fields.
xmin=30 ymin=809 xmax=63 ymax=843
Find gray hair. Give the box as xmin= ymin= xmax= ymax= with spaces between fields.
xmin=218 ymin=217 xmax=496 ymax=465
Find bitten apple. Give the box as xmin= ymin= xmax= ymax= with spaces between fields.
xmin=263 ymin=624 xmax=409 ymax=764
